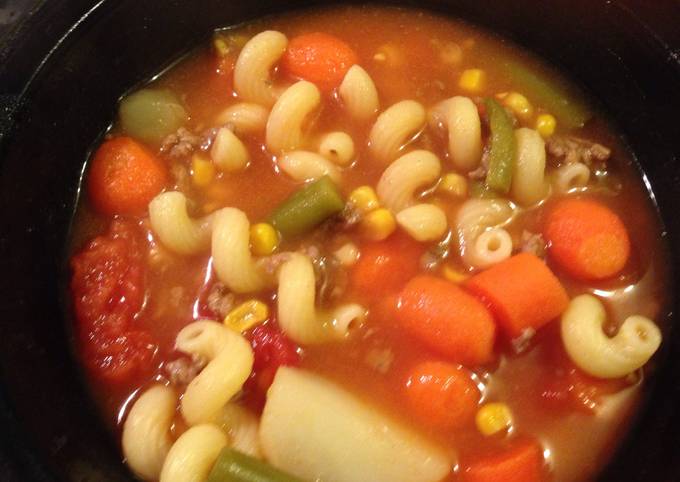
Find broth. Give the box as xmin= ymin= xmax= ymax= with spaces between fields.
xmin=69 ymin=5 xmax=669 ymax=482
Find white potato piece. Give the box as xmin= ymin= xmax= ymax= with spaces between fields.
xmin=260 ymin=367 xmax=452 ymax=482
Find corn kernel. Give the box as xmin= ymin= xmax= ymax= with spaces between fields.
xmin=249 ymin=223 xmax=279 ymax=256
xmin=438 ymin=173 xmax=468 ymax=198
xmin=224 ymin=300 xmax=269 ymax=333
xmin=536 ymin=113 xmax=557 ymax=138
xmin=349 ymin=186 xmax=380 ymax=214
xmin=361 ymin=208 xmax=396 ymax=241
xmin=475 ymin=402 xmax=513 ymax=436
xmin=459 ymin=69 xmax=486 ymax=93
xmin=502 ymin=92 xmax=534 ymax=121
xmin=442 ymin=264 xmax=469 ymax=283
xmin=213 ymin=37 xmax=231 ymax=57
xmin=191 ymin=155 xmax=215 ymax=187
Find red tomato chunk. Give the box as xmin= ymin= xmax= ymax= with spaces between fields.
xmin=70 ymin=220 xmax=156 ymax=383
xmin=247 ymin=323 xmax=301 ymax=393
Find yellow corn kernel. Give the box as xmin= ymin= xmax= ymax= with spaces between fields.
xmin=536 ymin=113 xmax=557 ymax=138
xmin=459 ymin=69 xmax=486 ymax=93
xmin=502 ymin=92 xmax=534 ymax=121
xmin=224 ymin=300 xmax=269 ymax=333
xmin=475 ymin=402 xmax=513 ymax=436
xmin=442 ymin=264 xmax=469 ymax=283
xmin=361 ymin=208 xmax=396 ymax=241
xmin=349 ymin=186 xmax=380 ymax=214
xmin=438 ymin=173 xmax=468 ymax=198
xmin=249 ymin=223 xmax=279 ymax=256
xmin=191 ymin=155 xmax=216 ymax=187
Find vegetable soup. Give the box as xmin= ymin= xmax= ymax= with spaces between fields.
xmin=68 ymin=5 xmax=669 ymax=482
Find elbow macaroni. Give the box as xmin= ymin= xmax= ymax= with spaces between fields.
xmin=432 ymin=96 xmax=482 ymax=172
xmin=176 ymin=321 xmax=254 ymax=425
xmin=561 ymin=294 xmax=662 ymax=379
xmin=553 ymin=162 xmax=590 ymax=193
xmin=338 ymin=65 xmax=380 ymax=121
xmin=278 ymin=150 xmax=341 ymax=183
xmin=215 ymin=102 xmax=269 ymax=134
xmin=511 ymin=128 xmax=548 ymax=206
xmin=122 ymin=385 xmax=176 ymax=481
xmin=211 ymin=127 xmax=249 ymax=172
xmin=369 ymin=100 xmax=426 ymax=163
xmin=234 ymin=30 xmax=288 ymax=106
xmin=318 ymin=132 xmax=355 ymax=166
xmin=456 ymin=199 xmax=515 ymax=269
xmin=212 ymin=207 xmax=270 ymax=293
xmin=266 ymin=80 xmax=321 ymax=153
xmin=149 ymin=191 xmax=213 ymax=255
xmin=396 ymin=203 xmax=448 ymax=242
xmin=376 ymin=150 xmax=441 ymax=212
xmin=159 ymin=424 xmax=228 ymax=482
xmin=277 ymin=253 xmax=367 ymax=345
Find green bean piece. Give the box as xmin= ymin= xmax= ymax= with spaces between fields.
xmin=207 ymin=447 xmax=304 ymax=482
xmin=268 ymin=176 xmax=345 ymax=239
xmin=502 ymin=60 xmax=591 ymax=129
xmin=484 ymin=98 xmax=515 ymax=194
xmin=119 ymin=88 xmax=188 ymax=144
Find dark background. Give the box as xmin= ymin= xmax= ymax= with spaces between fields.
xmin=1 ymin=2 xmax=38 ymax=479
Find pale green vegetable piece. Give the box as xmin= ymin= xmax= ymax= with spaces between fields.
xmin=259 ymin=367 xmax=452 ymax=482
xmin=119 ymin=88 xmax=188 ymax=143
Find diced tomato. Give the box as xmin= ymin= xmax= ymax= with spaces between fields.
xmin=70 ymin=220 xmax=156 ymax=384
xmin=244 ymin=322 xmax=301 ymax=407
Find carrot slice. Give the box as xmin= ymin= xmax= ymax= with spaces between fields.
xmin=461 ymin=440 xmax=544 ymax=482
xmin=465 ymin=253 xmax=569 ymax=338
xmin=396 ymin=275 xmax=496 ymax=365
xmin=350 ymin=233 xmax=424 ymax=301
xmin=404 ymin=360 xmax=480 ymax=430
xmin=543 ymin=198 xmax=630 ymax=280
xmin=88 ymin=137 xmax=168 ymax=215
xmin=281 ymin=32 xmax=358 ymax=92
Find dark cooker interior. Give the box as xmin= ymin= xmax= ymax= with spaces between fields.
xmin=0 ymin=0 xmax=679 ymax=481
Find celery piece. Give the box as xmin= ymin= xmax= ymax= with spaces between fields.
xmin=119 ymin=88 xmax=188 ymax=144
xmin=503 ymin=60 xmax=592 ymax=129
xmin=207 ymin=447 xmax=304 ymax=482
xmin=484 ymin=98 xmax=515 ymax=194
xmin=268 ymin=176 xmax=344 ymax=239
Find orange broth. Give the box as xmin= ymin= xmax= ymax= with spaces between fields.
xmin=69 ymin=5 xmax=669 ymax=482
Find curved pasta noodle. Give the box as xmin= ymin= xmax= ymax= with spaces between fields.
xmin=456 ymin=198 xmax=515 ymax=269
xmin=338 ymin=65 xmax=379 ymax=121
xmin=318 ymin=131 xmax=355 ymax=166
xmin=216 ymin=403 xmax=262 ymax=458
xmin=431 ymin=96 xmax=482 ymax=172
xmin=553 ymin=162 xmax=590 ymax=193
xmin=149 ymin=191 xmax=213 ymax=255
xmin=215 ymin=102 xmax=269 ymax=134
xmin=511 ymin=128 xmax=548 ymax=206
xmin=233 ymin=30 xmax=288 ymax=107
xmin=369 ymin=100 xmax=426 ymax=163
xmin=277 ymin=253 xmax=367 ymax=345
xmin=211 ymin=127 xmax=249 ymax=172
xmin=396 ymin=203 xmax=448 ymax=242
xmin=212 ymin=207 xmax=270 ymax=293
xmin=561 ymin=294 xmax=662 ymax=379
xmin=376 ymin=150 xmax=441 ymax=212
xmin=159 ymin=424 xmax=228 ymax=482
xmin=266 ymin=81 xmax=321 ymax=153
xmin=176 ymin=320 xmax=254 ymax=425
xmin=279 ymin=150 xmax=341 ymax=183
xmin=122 ymin=385 xmax=176 ymax=481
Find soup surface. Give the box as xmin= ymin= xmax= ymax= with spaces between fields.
xmin=68 ymin=5 xmax=669 ymax=482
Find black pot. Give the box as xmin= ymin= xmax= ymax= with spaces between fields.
xmin=0 ymin=1 xmax=679 ymax=481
